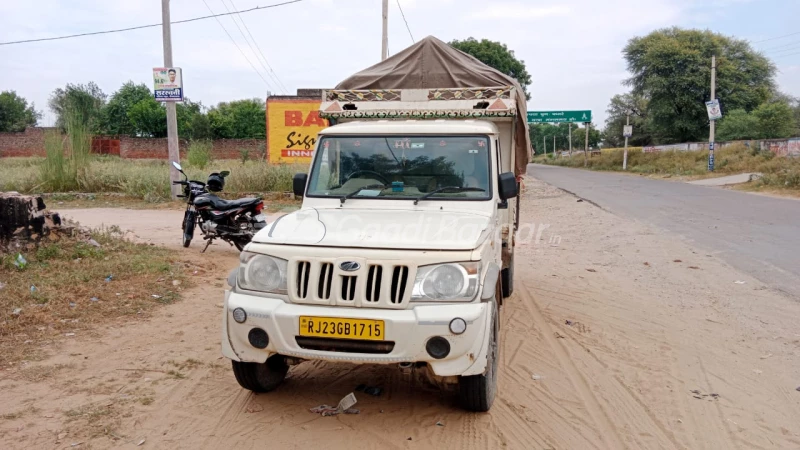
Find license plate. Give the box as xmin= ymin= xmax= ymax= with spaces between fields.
xmin=254 ymin=214 xmax=267 ymax=222
xmin=299 ymin=316 xmax=384 ymax=341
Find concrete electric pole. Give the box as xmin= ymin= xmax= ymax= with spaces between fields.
xmin=381 ymin=0 xmax=389 ymax=61
xmin=584 ymin=123 xmax=589 ymax=167
xmin=623 ymin=111 xmax=630 ymax=170
xmin=568 ymin=122 xmax=572 ymax=156
xmin=708 ymin=54 xmax=716 ymax=171
xmin=162 ymin=0 xmax=181 ymax=199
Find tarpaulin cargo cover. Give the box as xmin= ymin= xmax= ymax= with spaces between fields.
xmin=334 ymin=36 xmax=530 ymax=176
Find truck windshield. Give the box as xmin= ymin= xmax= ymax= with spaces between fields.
xmin=307 ymin=136 xmax=492 ymax=201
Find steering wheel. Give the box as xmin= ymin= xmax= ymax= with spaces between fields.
xmin=344 ymin=170 xmax=391 ymax=185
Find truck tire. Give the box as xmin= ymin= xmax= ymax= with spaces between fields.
xmin=231 ymin=355 xmax=288 ymax=393
xmin=501 ymin=252 xmax=514 ymax=298
xmin=458 ymin=298 xmax=499 ymax=412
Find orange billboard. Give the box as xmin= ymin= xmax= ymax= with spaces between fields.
xmin=266 ymin=98 xmax=328 ymax=164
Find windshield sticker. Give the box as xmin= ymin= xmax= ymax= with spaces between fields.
xmin=468 ymin=149 xmax=479 ymax=154
xmin=358 ymin=190 xmax=382 ymax=197
xmin=477 ymin=140 xmax=486 ymax=147
xmin=439 ymin=140 xmax=447 ymax=146
xmin=411 ymin=143 xmax=425 ymax=149
xmin=394 ymin=139 xmax=410 ymax=149
xmin=354 ymin=140 xmax=361 ymax=147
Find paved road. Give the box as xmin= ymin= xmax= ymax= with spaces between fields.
xmin=529 ymin=164 xmax=800 ymax=298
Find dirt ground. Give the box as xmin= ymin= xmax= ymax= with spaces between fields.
xmin=2 ymin=178 xmax=799 ymax=449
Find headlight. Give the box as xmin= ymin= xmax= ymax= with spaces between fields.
xmin=411 ymin=262 xmax=480 ymax=301
xmin=237 ymin=252 xmax=288 ymax=294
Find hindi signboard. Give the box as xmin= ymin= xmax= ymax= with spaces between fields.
xmin=153 ymin=67 xmax=183 ymax=102
xmin=623 ymin=125 xmax=633 ymax=137
xmin=527 ymin=110 xmax=592 ymax=124
xmin=705 ymin=99 xmax=722 ymax=121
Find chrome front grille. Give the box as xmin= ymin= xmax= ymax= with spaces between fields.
xmin=289 ymin=259 xmax=415 ymax=308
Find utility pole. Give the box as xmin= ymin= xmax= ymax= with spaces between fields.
xmin=162 ymin=0 xmax=180 ymax=199
xmin=553 ymin=135 xmax=556 ymax=157
xmin=568 ymin=122 xmax=572 ymax=156
xmin=584 ymin=123 xmax=589 ymax=167
xmin=543 ymin=136 xmax=546 ymax=156
xmin=708 ymin=54 xmax=716 ymax=171
xmin=381 ymin=0 xmax=389 ymax=61
xmin=623 ymin=111 xmax=630 ymax=170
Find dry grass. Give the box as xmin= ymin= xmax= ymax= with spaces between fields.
xmin=534 ymin=144 xmax=800 ymax=189
xmin=44 ymin=191 xmax=301 ymax=213
xmin=0 ymin=157 xmax=303 ymax=203
xmin=0 ymin=227 xmax=192 ymax=365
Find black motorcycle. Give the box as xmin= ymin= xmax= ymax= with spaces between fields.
xmin=171 ymin=161 xmax=267 ymax=252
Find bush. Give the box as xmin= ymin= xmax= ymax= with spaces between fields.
xmin=186 ymin=140 xmax=213 ymax=169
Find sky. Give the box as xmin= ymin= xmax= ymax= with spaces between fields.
xmin=1 ymin=0 xmax=799 ymax=128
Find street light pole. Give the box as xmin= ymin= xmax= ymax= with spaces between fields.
xmin=568 ymin=122 xmax=572 ymax=156
xmin=161 ymin=0 xmax=180 ymax=199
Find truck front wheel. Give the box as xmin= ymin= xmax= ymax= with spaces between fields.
xmin=458 ymin=299 xmax=499 ymax=412
xmin=231 ymin=355 xmax=288 ymax=392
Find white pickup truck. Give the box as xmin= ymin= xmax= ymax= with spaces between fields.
xmin=221 ymin=85 xmax=523 ymax=411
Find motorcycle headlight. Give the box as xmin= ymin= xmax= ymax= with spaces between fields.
xmin=237 ymin=252 xmax=288 ymax=294
xmin=411 ymin=262 xmax=480 ymax=301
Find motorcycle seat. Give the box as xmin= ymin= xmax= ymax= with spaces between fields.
xmin=196 ymin=194 xmax=261 ymax=211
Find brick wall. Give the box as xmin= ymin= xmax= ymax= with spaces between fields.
xmin=0 ymin=127 xmax=265 ymax=160
xmin=0 ymin=127 xmax=52 ymax=157
xmin=118 ymin=137 xmax=264 ymax=159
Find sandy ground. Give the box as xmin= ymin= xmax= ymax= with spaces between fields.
xmin=2 ymin=180 xmax=800 ymax=449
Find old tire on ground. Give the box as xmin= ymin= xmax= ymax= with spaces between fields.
xmin=501 ymin=252 xmax=514 ymax=298
xmin=458 ymin=297 xmax=499 ymax=412
xmin=231 ymin=355 xmax=289 ymax=392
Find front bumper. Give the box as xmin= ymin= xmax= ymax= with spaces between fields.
xmin=222 ymin=290 xmax=493 ymax=377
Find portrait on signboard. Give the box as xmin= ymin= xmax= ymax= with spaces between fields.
xmin=153 ymin=67 xmax=183 ymax=102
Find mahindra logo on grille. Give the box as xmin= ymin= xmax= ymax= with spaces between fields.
xmin=339 ymin=261 xmax=361 ymax=272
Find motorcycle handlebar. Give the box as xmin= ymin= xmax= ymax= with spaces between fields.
xmin=172 ymin=181 xmax=188 ymax=185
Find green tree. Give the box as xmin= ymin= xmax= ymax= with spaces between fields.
xmin=100 ymin=82 xmax=152 ymax=135
xmin=128 ymin=97 xmax=167 ymax=137
xmin=623 ymin=28 xmax=775 ymax=143
xmin=49 ymin=82 xmax=107 ymax=132
xmin=449 ymin=38 xmax=532 ymax=100
xmin=0 ymin=91 xmax=40 ymax=132
xmin=716 ymin=109 xmax=759 ymax=141
xmin=207 ymin=99 xmax=265 ymax=139
xmin=602 ymin=93 xmax=652 ymax=147
xmin=753 ymin=101 xmax=795 ymax=139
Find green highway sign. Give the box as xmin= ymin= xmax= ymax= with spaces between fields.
xmin=527 ymin=110 xmax=592 ymax=123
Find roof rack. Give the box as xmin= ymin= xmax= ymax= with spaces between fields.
xmin=319 ymin=86 xmax=518 ymax=120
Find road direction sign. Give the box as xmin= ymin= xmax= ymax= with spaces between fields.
xmin=527 ymin=110 xmax=592 ymax=123
xmin=623 ymin=125 xmax=633 ymax=137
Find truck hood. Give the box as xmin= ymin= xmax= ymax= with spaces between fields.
xmin=253 ymin=208 xmax=492 ymax=250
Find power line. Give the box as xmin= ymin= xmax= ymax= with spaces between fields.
xmin=752 ymin=30 xmax=800 ymax=44
xmin=201 ymin=0 xmax=274 ymax=90
xmin=773 ymin=49 xmax=800 ymax=60
xmin=216 ymin=0 xmax=282 ymax=92
xmin=395 ymin=0 xmax=415 ymax=44
xmin=0 ymin=0 xmax=303 ymax=46
xmin=768 ymin=44 xmax=800 ymax=56
xmin=226 ymin=0 xmax=289 ymax=93
xmin=760 ymin=39 xmax=800 ymax=52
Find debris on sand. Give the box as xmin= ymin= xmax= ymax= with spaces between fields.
xmin=311 ymin=393 xmax=359 ymax=416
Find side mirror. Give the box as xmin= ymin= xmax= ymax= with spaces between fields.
xmin=172 ymin=161 xmax=183 ymax=172
xmin=498 ymin=172 xmax=518 ymax=200
xmin=293 ymin=173 xmax=308 ymax=197
xmin=220 ymin=170 xmax=230 ymax=178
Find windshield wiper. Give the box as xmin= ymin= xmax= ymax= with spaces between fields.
xmin=340 ymin=184 xmax=387 ymax=204
xmin=413 ymin=186 xmax=486 ymax=205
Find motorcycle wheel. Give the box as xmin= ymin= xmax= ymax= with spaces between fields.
xmin=182 ymin=233 xmax=192 ymax=248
